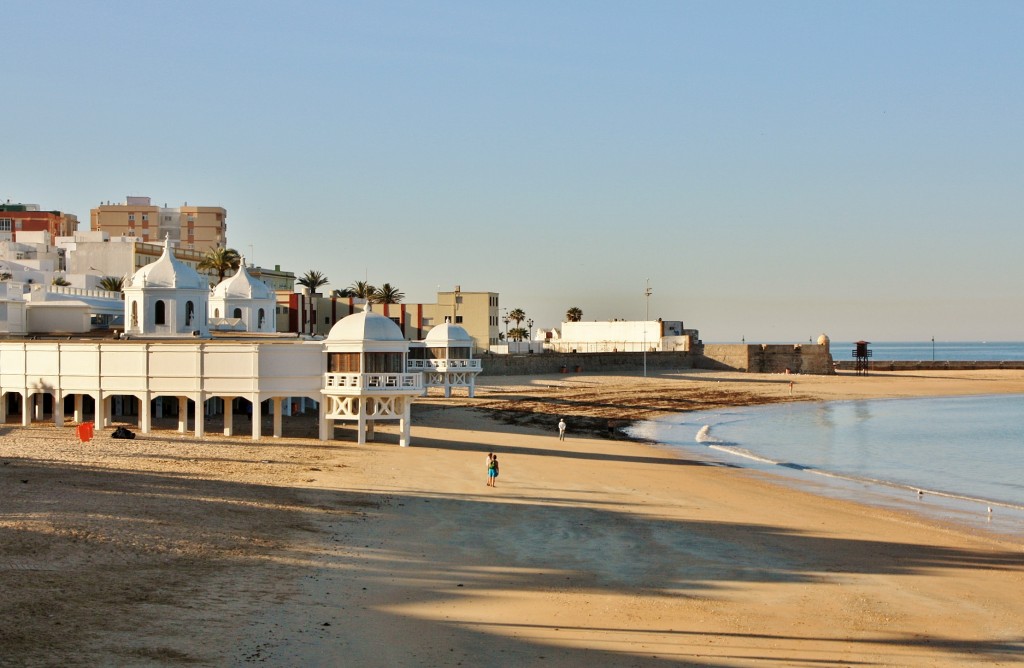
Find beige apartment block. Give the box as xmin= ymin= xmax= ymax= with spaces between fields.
xmin=91 ymin=196 xmax=226 ymax=252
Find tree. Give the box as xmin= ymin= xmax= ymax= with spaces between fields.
xmin=508 ymin=308 xmax=526 ymax=330
xmin=198 ymin=246 xmax=241 ymax=283
xmin=297 ymin=270 xmax=329 ymax=292
xmin=508 ymin=327 xmax=529 ymax=342
xmin=372 ymin=282 xmax=405 ymax=304
xmin=566 ymin=306 xmax=583 ymax=322
xmin=347 ymin=280 xmax=376 ymax=299
xmin=51 ymin=276 xmax=71 ymax=287
xmin=331 ymin=288 xmax=355 ymax=298
xmin=99 ymin=276 xmax=125 ymax=292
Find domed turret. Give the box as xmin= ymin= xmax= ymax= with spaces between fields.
xmin=209 ymin=259 xmax=275 ymax=332
xmin=123 ymin=236 xmax=210 ymax=337
xmin=327 ymin=309 xmax=406 ymax=343
xmin=128 ymin=236 xmax=206 ymax=290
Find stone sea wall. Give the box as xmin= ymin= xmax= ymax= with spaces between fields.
xmin=477 ymin=344 xmax=837 ymax=376
xmin=698 ymin=344 xmax=834 ymax=375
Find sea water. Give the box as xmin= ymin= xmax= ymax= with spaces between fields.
xmin=627 ymin=395 xmax=1024 ymax=537
xmin=827 ymin=341 xmax=1024 ymax=361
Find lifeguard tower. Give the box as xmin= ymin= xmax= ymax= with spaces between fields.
xmin=320 ymin=308 xmax=423 ymax=445
xmin=408 ymin=320 xmax=482 ymax=397
xmin=853 ymin=340 xmax=872 ymax=376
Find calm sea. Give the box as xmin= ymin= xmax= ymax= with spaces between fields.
xmin=828 ymin=341 xmax=1024 ymax=361
xmin=627 ymin=394 xmax=1024 ymax=537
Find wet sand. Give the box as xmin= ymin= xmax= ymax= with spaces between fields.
xmin=2 ymin=370 xmax=1023 ymax=666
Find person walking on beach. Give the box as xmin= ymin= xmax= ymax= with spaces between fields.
xmin=558 ymin=418 xmax=566 ymax=441
xmin=487 ymin=454 xmax=499 ymax=487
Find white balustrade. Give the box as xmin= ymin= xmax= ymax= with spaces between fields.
xmin=324 ymin=372 xmax=423 ymax=391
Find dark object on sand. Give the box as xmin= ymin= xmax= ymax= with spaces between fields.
xmin=111 ymin=426 xmax=136 ymax=440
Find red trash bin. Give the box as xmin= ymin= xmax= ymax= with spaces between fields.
xmin=76 ymin=421 xmax=94 ymax=443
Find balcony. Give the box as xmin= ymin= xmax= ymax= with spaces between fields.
xmin=406 ymin=359 xmax=482 ymax=372
xmin=324 ymin=372 xmax=423 ymax=392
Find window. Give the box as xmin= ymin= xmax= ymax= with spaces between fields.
xmin=154 ymin=300 xmax=166 ymax=325
xmin=328 ymin=352 xmax=359 ymax=373
xmin=0 ymin=219 xmax=11 ymax=231
xmin=233 ymin=308 xmax=242 ymax=319
xmin=142 ymin=214 xmax=148 ymax=221
xmin=258 ymin=308 xmax=266 ymax=329
xmin=185 ymin=301 xmax=194 ymax=326
xmin=129 ymin=214 xmax=135 ymax=221
xmin=214 ymin=308 xmax=220 ymax=318
xmin=455 ymin=315 xmax=463 ymax=324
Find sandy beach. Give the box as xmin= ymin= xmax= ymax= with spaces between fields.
xmin=2 ymin=369 xmax=1023 ymax=666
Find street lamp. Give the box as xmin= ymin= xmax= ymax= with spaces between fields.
xmin=527 ymin=318 xmax=533 ymax=351
xmin=502 ymin=314 xmax=510 ymax=347
xmin=643 ymin=279 xmax=652 ymax=377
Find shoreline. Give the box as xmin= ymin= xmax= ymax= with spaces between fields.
xmin=3 ymin=369 xmax=1024 ymax=665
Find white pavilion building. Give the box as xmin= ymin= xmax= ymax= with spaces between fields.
xmin=408 ymin=321 xmax=481 ymax=397
xmin=321 ymin=308 xmax=423 ymax=446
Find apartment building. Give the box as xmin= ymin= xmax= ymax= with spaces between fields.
xmin=90 ymin=196 xmax=226 ymax=251
xmin=0 ymin=203 xmax=79 ymax=242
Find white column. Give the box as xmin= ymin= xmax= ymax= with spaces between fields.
xmin=318 ymin=398 xmax=329 ymax=441
xmin=34 ymin=394 xmax=44 ymax=421
xmin=224 ymin=398 xmax=234 ymax=436
xmin=53 ymin=392 xmax=64 ymax=428
xmin=272 ymin=397 xmax=283 ymax=438
xmin=102 ymin=394 xmax=112 ymax=427
xmin=0 ymin=392 xmax=6 ymax=423
xmin=366 ymin=418 xmax=375 ymax=442
xmin=400 ymin=398 xmax=411 ymax=447
xmin=139 ymin=393 xmax=151 ymax=434
xmin=194 ymin=395 xmax=205 ymax=439
xmin=22 ymin=392 xmax=32 ymax=426
xmin=178 ymin=396 xmax=188 ymax=433
xmin=251 ymin=396 xmax=262 ymax=441
xmin=74 ymin=394 xmax=84 ymax=422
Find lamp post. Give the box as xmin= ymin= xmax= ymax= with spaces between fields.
xmin=503 ymin=314 xmax=510 ymax=350
xmin=527 ymin=318 xmax=533 ymax=352
xmin=932 ymin=336 xmax=935 ymax=362
xmin=643 ymin=279 xmax=652 ymax=377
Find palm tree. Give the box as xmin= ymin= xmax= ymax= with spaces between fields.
xmin=508 ymin=327 xmax=529 ymax=342
xmin=566 ymin=306 xmax=583 ymax=322
xmin=372 ymin=282 xmax=405 ymax=304
xmin=99 ymin=275 xmax=125 ymax=292
xmin=297 ymin=270 xmax=329 ymax=292
xmin=331 ymin=288 xmax=355 ymax=298
xmin=347 ymin=280 xmax=376 ymax=299
xmin=51 ymin=276 xmax=71 ymax=287
xmin=508 ymin=308 xmax=526 ymax=330
xmin=198 ymin=246 xmax=241 ymax=283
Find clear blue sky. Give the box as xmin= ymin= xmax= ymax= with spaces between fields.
xmin=4 ymin=1 xmax=1022 ymax=341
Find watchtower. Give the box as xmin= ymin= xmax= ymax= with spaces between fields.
xmin=853 ymin=340 xmax=872 ymax=376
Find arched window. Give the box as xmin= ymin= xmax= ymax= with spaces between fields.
xmin=130 ymin=301 xmax=138 ymax=328
xmin=185 ymin=301 xmax=194 ymax=326
xmin=155 ymin=300 xmax=166 ymax=325
xmin=214 ymin=308 xmax=220 ymax=318
xmin=258 ymin=308 xmax=266 ymax=329
xmin=233 ymin=307 xmax=242 ymax=319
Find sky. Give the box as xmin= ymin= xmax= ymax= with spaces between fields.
xmin=4 ymin=1 xmax=1023 ymax=342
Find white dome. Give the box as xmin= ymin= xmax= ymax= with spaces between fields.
xmin=129 ymin=237 xmax=206 ymax=290
xmin=425 ymin=322 xmax=472 ymax=343
xmin=817 ymin=333 xmax=830 ymax=346
xmin=212 ymin=262 xmax=273 ymax=300
xmin=327 ymin=310 xmax=405 ymax=342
